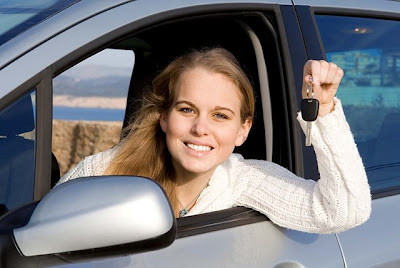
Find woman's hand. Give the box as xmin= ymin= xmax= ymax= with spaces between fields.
xmin=302 ymin=60 xmax=344 ymax=117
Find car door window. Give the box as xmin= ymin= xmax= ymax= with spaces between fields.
xmin=52 ymin=49 xmax=134 ymax=177
xmin=0 ymin=90 xmax=36 ymax=212
xmin=315 ymin=15 xmax=400 ymax=194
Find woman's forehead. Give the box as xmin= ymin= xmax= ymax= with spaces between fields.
xmin=173 ymin=68 xmax=242 ymax=107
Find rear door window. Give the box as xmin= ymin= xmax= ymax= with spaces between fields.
xmin=315 ymin=15 xmax=400 ymax=194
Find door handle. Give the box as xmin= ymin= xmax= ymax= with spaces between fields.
xmin=274 ymin=261 xmax=305 ymax=268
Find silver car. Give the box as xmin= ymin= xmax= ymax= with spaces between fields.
xmin=0 ymin=0 xmax=399 ymax=267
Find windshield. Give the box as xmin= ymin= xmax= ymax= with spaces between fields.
xmin=0 ymin=0 xmax=79 ymax=47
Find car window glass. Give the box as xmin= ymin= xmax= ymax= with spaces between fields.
xmin=52 ymin=49 xmax=134 ymax=176
xmin=315 ymin=15 xmax=400 ymax=193
xmin=0 ymin=90 xmax=36 ymax=213
xmin=0 ymin=0 xmax=79 ymax=46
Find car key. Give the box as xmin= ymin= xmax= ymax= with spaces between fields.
xmin=301 ymin=76 xmax=319 ymax=146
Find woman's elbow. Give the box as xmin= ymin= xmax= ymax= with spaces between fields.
xmin=332 ymin=198 xmax=372 ymax=234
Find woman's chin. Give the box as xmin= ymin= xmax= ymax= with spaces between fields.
xmin=184 ymin=164 xmax=214 ymax=176
xmin=176 ymin=160 xmax=217 ymax=178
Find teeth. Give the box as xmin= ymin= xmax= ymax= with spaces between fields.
xmin=186 ymin=143 xmax=212 ymax=152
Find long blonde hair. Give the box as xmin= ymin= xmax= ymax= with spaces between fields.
xmin=104 ymin=48 xmax=255 ymax=216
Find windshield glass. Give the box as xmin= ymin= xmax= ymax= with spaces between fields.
xmin=0 ymin=0 xmax=79 ymax=47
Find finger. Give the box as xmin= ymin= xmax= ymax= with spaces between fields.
xmin=325 ymin=62 xmax=338 ymax=84
xmin=307 ymin=60 xmax=321 ymax=86
xmin=303 ymin=60 xmax=313 ymax=81
xmin=318 ymin=60 xmax=329 ymax=85
xmin=332 ymin=67 xmax=344 ymax=85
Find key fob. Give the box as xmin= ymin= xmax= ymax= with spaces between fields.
xmin=301 ymin=98 xmax=319 ymax=121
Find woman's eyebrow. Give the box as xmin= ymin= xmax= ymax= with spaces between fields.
xmin=214 ymin=106 xmax=235 ymax=115
xmin=174 ymin=101 xmax=235 ymax=115
xmin=174 ymin=100 xmax=196 ymax=107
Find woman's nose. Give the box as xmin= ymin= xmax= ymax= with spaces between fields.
xmin=191 ymin=116 xmax=210 ymax=136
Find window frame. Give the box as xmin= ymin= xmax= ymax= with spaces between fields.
xmin=0 ymin=89 xmax=37 ymax=211
xmin=46 ymin=6 xmax=298 ymax=236
xmin=119 ymin=11 xmax=291 ymax=237
xmin=0 ymin=68 xmax=53 ymax=205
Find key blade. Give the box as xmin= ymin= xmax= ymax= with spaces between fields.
xmin=306 ymin=122 xmax=312 ymax=146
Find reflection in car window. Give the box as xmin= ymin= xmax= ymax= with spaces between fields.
xmin=0 ymin=0 xmax=79 ymax=46
xmin=316 ymin=15 xmax=400 ymax=193
xmin=0 ymin=90 xmax=36 ymax=213
xmin=52 ymin=49 xmax=134 ymax=176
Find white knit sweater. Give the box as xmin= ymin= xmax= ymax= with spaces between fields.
xmin=57 ymin=99 xmax=371 ymax=234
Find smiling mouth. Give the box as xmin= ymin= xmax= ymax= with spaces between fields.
xmin=185 ymin=142 xmax=213 ymax=152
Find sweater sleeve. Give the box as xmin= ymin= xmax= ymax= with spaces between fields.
xmin=54 ymin=147 xmax=118 ymax=187
xmin=236 ymin=98 xmax=371 ymax=234
xmin=55 ymin=158 xmax=88 ymax=186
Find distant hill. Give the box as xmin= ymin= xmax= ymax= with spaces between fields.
xmin=53 ymin=64 xmax=132 ymax=97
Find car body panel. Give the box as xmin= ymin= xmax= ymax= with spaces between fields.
xmin=48 ymin=221 xmax=343 ymax=268
xmin=337 ymin=195 xmax=400 ymax=267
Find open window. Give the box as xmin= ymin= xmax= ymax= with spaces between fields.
xmin=52 ymin=49 xmax=134 ymax=180
xmin=51 ymin=10 xmax=289 ymax=234
xmin=114 ymin=12 xmax=289 ymax=232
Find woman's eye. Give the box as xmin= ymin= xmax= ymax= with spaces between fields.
xmin=214 ymin=113 xmax=229 ymax=120
xmin=180 ymin=107 xmax=194 ymax=113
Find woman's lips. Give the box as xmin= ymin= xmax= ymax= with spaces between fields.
xmin=184 ymin=142 xmax=213 ymax=152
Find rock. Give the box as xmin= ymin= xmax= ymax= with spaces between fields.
xmin=52 ymin=120 xmax=123 ymax=176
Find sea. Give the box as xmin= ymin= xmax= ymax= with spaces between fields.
xmin=52 ymin=87 xmax=400 ymax=121
xmin=53 ymin=106 xmax=125 ymax=121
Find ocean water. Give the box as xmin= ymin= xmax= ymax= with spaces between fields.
xmin=53 ymin=106 xmax=125 ymax=121
xmin=52 ymin=87 xmax=400 ymax=121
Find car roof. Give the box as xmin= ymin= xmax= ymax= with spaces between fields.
xmin=293 ymin=0 xmax=400 ymax=13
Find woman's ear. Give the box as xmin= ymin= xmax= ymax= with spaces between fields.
xmin=159 ymin=112 xmax=168 ymax=133
xmin=235 ymin=119 xmax=252 ymax=147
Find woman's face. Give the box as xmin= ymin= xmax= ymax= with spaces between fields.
xmin=160 ymin=67 xmax=251 ymax=181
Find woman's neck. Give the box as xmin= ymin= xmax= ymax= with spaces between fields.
xmin=175 ymin=169 xmax=214 ymax=208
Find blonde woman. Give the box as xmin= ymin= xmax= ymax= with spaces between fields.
xmin=57 ymin=48 xmax=371 ymax=234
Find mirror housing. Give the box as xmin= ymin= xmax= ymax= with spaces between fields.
xmin=13 ymin=176 xmax=176 ymax=258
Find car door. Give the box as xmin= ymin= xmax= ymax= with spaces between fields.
xmin=294 ymin=1 xmax=400 ymax=267
xmin=0 ymin=1 xmax=345 ymax=267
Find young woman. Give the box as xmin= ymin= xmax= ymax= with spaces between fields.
xmin=57 ymin=48 xmax=371 ymax=234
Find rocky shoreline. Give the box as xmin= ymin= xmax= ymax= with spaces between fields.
xmin=52 ymin=120 xmax=123 ymax=176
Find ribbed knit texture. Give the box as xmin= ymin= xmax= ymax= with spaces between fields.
xmin=57 ymin=98 xmax=371 ymax=234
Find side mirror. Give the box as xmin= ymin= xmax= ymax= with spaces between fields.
xmin=13 ymin=176 xmax=176 ymax=259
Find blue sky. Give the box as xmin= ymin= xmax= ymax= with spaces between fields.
xmin=79 ymin=48 xmax=135 ymax=69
